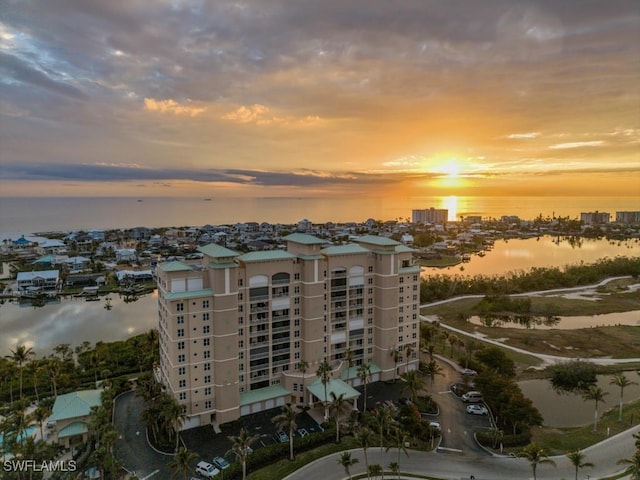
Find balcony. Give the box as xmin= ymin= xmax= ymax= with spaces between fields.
xmin=249 ymin=294 xmax=270 ymax=302
xmin=271 ymin=325 xmax=290 ymax=335
xmin=250 ymin=350 xmax=270 ymax=360
xmin=272 ymin=278 xmax=290 ymax=285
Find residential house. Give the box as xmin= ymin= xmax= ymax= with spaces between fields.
xmin=47 ymin=389 xmax=103 ymax=449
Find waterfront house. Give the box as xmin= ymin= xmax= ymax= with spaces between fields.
xmin=16 ymin=270 xmax=60 ymax=293
xmin=47 ymin=389 xmax=103 ymax=449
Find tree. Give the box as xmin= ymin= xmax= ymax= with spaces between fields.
xmin=404 ymin=343 xmax=414 ymax=372
xmin=519 ymin=442 xmax=556 ymax=480
xmin=610 ymin=373 xmax=637 ymax=422
xmin=566 ymin=449 xmax=594 ymax=480
xmin=272 ymin=404 xmax=298 ymax=460
xmin=582 ymin=385 xmax=608 ymax=432
xmin=368 ymin=464 xmax=383 ymax=480
xmin=316 ymin=360 xmax=332 ymax=421
xmin=329 ymin=392 xmax=351 ymax=443
xmin=386 ymin=427 xmax=409 ymax=475
xmin=337 ymin=451 xmax=359 ymax=480
xmin=357 ymin=363 xmax=372 ymax=411
xmin=618 ymin=449 xmax=640 ymax=480
xmin=388 ymin=461 xmax=400 ymax=480
xmin=227 ymin=428 xmax=259 ymax=480
xmin=548 ymin=360 xmax=597 ymax=394
xmin=400 ymin=370 xmax=425 ymax=403
xmin=168 ymin=447 xmax=198 ymax=480
xmin=474 ymin=346 xmax=515 ymax=379
xmin=356 ymin=427 xmax=374 ymax=478
xmin=31 ymin=405 xmax=51 ymax=442
xmin=390 ymin=348 xmax=401 ymax=381
xmin=373 ymin=404 xmax=394 ymax=452
xmin=6 ymin=344 xmax=35 ymax=400
xmin=422 ymin=360 xmax=444 ymax=387
xmin=161 ymin=397 xmax=187 ymax=452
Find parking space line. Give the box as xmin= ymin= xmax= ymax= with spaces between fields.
xmin=141 ymin=469 xmax=159 ymax=479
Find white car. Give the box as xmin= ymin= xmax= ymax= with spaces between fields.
xmin=195 ymin=461 xmax=220 ymax=478
xmin=461 ymin=368 xmax=477 ymax=376
xmin=428 ymin=421 xmax=441 ymax=431
xmin=466 ymin=404 xmax=489 ymax=415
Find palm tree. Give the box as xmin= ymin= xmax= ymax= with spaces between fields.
xmin=422 ymin=360 xmax=444 ymax=387
xmin=161 ymin=397 xmax=187 ymax=452
xmin=227 ymin=428 xmax=259 ymax=480
xmin=566 ymin=449 xmax=594 ymax=480
xmin=519 ymin=442 xmax=556 ymax=480
xmin=618 ymin=449 xmax=640 ymax=480
xmin=167 ymin=447 xmax=198 ymax=480
xmin=400 ymin=370 xmax=426 ymax=403
xmin=316 ymin=360 xmax=332 ymax=421
xmin=356 ymin=427 xmax=374 ymax=478
xmin=373 ymin=404 xmax=394 ymax=452
xmin=390 ymin=348 xmax=401 ymax=381
xmin=357 ymin=363 xmax=372 ymax=411
xmin=272 ymin=404 xmax=298 ymax=460
xmin=344 ymin=348 xmax=354 ymax=378
xmin=386 ymin=427 xmax=409 ymax=474
xmin=388 ymin=461 xmax=400 ymax=480
xmin=337 ymin=451 xmax=359 ymax=480
xmin=46 ymin=357 xmax=63 ymax=397
xmin=297 ymin=360 xmax=309 ymax=404
xmin=610 ymin=373 xmax=637 ymax=422
xmin=6 ymin=344 xmax=34 ymax=400
xmin=31 ymin=405 xmax=51 ymax=441
xmin=404 ymin=344 xmax=414 ymax=372
xmin=329 ymin=392 xmax=351 ymax=443
xmin=582 ymin=385 xmax=608 ymax=432
xmin=368 ymin=464 xmax=383 ymax=480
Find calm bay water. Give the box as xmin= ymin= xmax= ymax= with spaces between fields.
xmin=0 ymin=236 xmax=637 ymax=357
xmin=1 ymin=195 xmax=639 ymax=236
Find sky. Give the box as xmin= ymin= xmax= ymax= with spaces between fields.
xmin=0 ymin=0 xmax=639 ymax=198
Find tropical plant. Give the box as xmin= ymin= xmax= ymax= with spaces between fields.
xmin=316 ymin=360 xmax=332 ymax=421
xmin=368 ymin=463 xmax=383 ymax=480
xmin=390 ymin=348 xmax=401 ymax=381
xmin=386 ymin=427 xmax=409 ymax=474
xmin=610 ymin=373 xmax=637 ymax=422
xmin=31 ymin=404 xmax=52 ymax=442
xmin=272 ymin=403 xmax=299 ymax=460
xmin=388 ymin=461 xmax=400 ymax=480
xmin=618 ymin=449 xmax=640 ymax=480
xmin=167 ymin=447 xmax=198 ymax=480
xmin=404 ymin=343 xmax=414 ymax=371
xmin=337 ymin=451 xmax=359 ymax=480
xmin=582 ymin=385 xmax=608 ymax=432
xmin=400 ymin=370 xmax=426 ymax=403
xmin=329 ymin=392 xmax=351 ymax=443
xmin=227 ymin=428 xmax=259 ymax=480
xmin=357 ymin=362 xmax=372 ymax=411
xmin=356 ymin=427 xmax=374 ymax=478
xmin=373 ymin=404 xmax=394 ymax=452
xmin=422 ymin=360 xmax=444 ymax=387
xmin=519 ymin=442 xmax=556 ymax=480
xmin=566 ymin=449 xmax=594 ymax=480
xmin=6 ymin=344 xmax=35 ymax=400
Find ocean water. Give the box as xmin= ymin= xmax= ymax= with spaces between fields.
xmin=1 ymin=195 xmax=639 ymax=236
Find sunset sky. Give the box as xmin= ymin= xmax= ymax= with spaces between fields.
xmin=1 ymin=0 xmax=639 ymax=198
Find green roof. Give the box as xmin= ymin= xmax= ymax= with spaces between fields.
xmin=283 ymin=233 xmax=327 ymax=245
xmin=198 ymin=244 xmax=240 ymax=258
xmin=164 ymin=288 xmax=213 ymax=300
xmin=159 ymin=261 xmax=192 ymax=272
xmin=395 ymin=244 xmax=417 ymax=253
xmin=399 ymin=265 xmax=421 ymax=274
xmin=239 ymin=250 xmax=296 ymax=262
xmin=307 ymin=378 xmax=361 ymax=402
xmin=321 ymin=244 xmax=370 ymax=256
xmin=50 ymin=389 xmax=103 ymax=422
xmin=57 ymin=421 xmax=89 ymax=438
xmin=33 ymin=255 xmax=56 ymax=264
xmin=340 ymin=362 xmax=382 ymax=381
xmin=240 ymin=385 xmax=291 ymax=406
xmin=296 ymin=254 xmax=325 ymax=260
xmin=208 ymin=261 xmax=238 ymax=269
xmin=357 ymin=235 xmax=400 ymax=246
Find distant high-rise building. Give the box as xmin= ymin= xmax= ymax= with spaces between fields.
xmin=615 ymin=211 xmax=640 ymax=224
xmin=156 ymin=233 xmax=421 ymax=430
xmin=580 ymin=211 xmax=611 ymax=224
xmin=411 ymin=208 xmax=448 ymax=224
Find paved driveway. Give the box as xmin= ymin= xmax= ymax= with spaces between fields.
xmin=113 ymin=390 xmax=172 ymax=479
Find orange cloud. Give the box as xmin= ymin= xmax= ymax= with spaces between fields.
xmin=222 ymin=103 xmax=324 ymax=127
xmin=144 ymin=98 xmax=206 ymax=117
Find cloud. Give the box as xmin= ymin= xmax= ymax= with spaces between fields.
xmin=507 ymin=132 xmax=540 ymax=139
xmin=144 ymin=98 xmax=206 ymax=116
xmin=548 ymin=141 xmax=605 ymax=150
xmin=221 ymin=104 xmax=324 ymax=126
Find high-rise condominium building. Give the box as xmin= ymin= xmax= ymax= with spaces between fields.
xmin=156 ymin=233 xmax=421 ymax=430
xmin=580 ymin=211 xmax=611 ymax=224
xmin=411 ymin=208 xmax=448 ymax=225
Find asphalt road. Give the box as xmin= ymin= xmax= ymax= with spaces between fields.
xmin=113 ymin=390 xmax=172 ymax=479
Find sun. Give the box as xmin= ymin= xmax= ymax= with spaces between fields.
xmin=434 ymin=157 xmax=462 ymax=178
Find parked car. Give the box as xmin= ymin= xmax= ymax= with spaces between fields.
xmin=461 ymin=391 xmax=483 ymax=403
xmin=461 ymin=368 xmax=477 ymax=376
xmin=466 ymin=404 xmax=489 ymax=415
xmin=428 ymin=421 xmax=441 ymax=431
xmin=277 ymin=430 xmax=289 ymax=443
xmin=212 ymin=457 xmax=229 ymax=470
xmin=195 ymin=461 xmax=220 ymax=478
